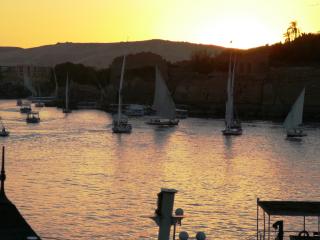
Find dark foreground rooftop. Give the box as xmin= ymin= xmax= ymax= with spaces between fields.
xmin=258 ymin=200 xmax=320 ymax=216
xmin=0 ymin=146 xmax=41 ymax=240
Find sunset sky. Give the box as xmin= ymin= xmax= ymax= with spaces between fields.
xmin=1 ymin=0 xmax=320 ymax=49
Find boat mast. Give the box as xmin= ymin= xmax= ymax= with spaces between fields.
xmin=225 ymin=51 xmax=233 ymax=129
xmin=66 ymin=73 xmax=69 ymax=111
xmin=230 ymin=54 xmax=236 ymax=124
xmin=53 ymin=69 xmax=59 ymax=98
xmin=117 ymin=55 xmax=126 ymax=124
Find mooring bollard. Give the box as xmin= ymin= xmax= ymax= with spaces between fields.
xmin=196 ymin=232 xmax=206 ymax=240
xmin=179 ymin=231 xmax=189 ymax=240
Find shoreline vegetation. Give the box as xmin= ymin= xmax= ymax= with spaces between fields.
xmin=0 ymin=33 xmax=320 ymax=121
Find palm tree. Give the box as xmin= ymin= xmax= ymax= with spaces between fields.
xmin=284 ymin=21 xmax=301 ymax=42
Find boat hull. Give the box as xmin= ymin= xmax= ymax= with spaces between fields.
xmin=0 ymin=131 xmax=9 ymax=137
xmin=146 ymin=118 xmax=179 ymax=126
xmin=287 ymin=133 xmax=307 ymax=138
xmin=286 ymin=129 xmax=307 ymax=138
xmin=35 ymin=102 xmax=45 ymax=107
xmin=20 ymin=108 xmax=32 ymax=114
xmin=63 ymin=109 xmax=72 ymax=113
xmin=222 ymin=128 xmax=243 ymax=136
xmin=112 ymin=123 xmax=132 ymax=133
xmin=26 ymin=118 xmax=40 ymax=124
xmin=176 ymin=109 xmax=188 ymax=119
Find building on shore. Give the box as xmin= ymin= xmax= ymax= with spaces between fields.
xmin=0 ymin=65 xmax=52 ymax=97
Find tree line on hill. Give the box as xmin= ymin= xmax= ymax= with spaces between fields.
xmin=53 ymin=31 xmax=320 ymax=89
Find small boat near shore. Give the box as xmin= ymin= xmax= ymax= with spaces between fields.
xmin=35 ymin=101 xmax=45 ymax=108
xmin=0 ymin=118 xmax=9 ymax=137
xmin=146 ymin=118 xmax=179 ymax=126
xmin=16 ymin=99 xmax=22 ymax=106
xmin=20 ymin=103 xmax=32 ymax=114
xmin=0 ymin=128 xmax=9 ymax=137
xmin=26 ymin=112 xmax=40 ymax=124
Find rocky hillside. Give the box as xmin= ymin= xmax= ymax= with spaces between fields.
xmin=0 ymin=40 xmax=223 ymax=68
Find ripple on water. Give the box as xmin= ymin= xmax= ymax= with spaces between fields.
xmin=0 ymin=100 xmax=320 ymax=239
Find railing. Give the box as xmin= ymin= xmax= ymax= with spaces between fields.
xmin=257 ymin=230 xmax=320 ymax=240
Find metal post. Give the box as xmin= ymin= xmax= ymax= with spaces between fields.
xmin=268 ymin=215 xmax=270 ymax=240
xmin=318 ymin=216 xmax=319 ymax=234
xmin=172 ymin=223 xmax=176 ymax=240
xmin=157 ymin=188 xmax=177 ymax=240
xmin=263 ymin=211 xmax=266 ymax=240
xmin=303 ymin=216 xmax=306 ymax=231
xmin=257 ymin=198 xmax=259 ymax=240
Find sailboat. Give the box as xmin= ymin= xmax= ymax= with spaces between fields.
xmin=283 ymin=88 xmax=307 ymax=138
xmin=63 ymin=73 xmax=72 ymax=113
xmin=222 ymin=54 xmax=242 ymax=136
xmin=0 ymin=117 xmax=9 ymax=137
xmin=146 ymin=66 xmax=179 ymax=126
xmin=112 ymin=55 xmax=132 ymax=133
xmin=26 ymin=111 xmax=40 ymax=124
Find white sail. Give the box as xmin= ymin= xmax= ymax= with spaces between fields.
xmin=152 ymin=66 xmax=176 ymax=119
xmin=225 ymin=56 xmax=236 ymax=129
xmin=283 ymin=88 xmax=305 ymax=130
xmin=117 ymin=56 xmax=126 ymax=123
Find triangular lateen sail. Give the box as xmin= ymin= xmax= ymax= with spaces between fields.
xmin=283 ymin=88 xmax=305 ymax=130
xmin=117 ymin=55 xmax=126 ymax=123
xmin=152 ymin=66 xmax=176 ymax=119
xmin=225 ymin=56 xmax=236 ymax=129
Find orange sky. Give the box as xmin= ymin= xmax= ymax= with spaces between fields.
xmin=0 ymin=0 xmax=319 ymax=49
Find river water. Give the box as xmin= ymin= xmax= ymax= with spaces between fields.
xmin=1 ymin=100 xmax=320 ymax=240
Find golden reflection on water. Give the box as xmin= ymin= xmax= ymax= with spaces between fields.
xmin=1 ymin=100 xmax=320 ymax=240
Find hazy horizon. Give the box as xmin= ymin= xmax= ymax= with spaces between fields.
xmin=0 ymin=38 xmax=226 ymax=50
xmin=1 ymin=0 xmax=320 ymax=49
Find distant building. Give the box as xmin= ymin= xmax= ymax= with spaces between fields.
xmin=0 ymin=65 xmax=52 ymax=96
xmin=0 ymin=147 xmax=41 ymax=240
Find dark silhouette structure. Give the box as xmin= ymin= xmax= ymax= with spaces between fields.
xmin=257 ymin=199 xmax=320 ymax=240
xmin=0 ymin=146 xmax=41 ymax=240
xmin=273 ymin=220 xmax=284 ymax=240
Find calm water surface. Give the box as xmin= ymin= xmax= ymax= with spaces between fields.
xmin=1 ymin=100 xmax=320 ymax=240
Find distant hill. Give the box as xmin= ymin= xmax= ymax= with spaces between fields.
xmin=0 ymin=39 xmax=224 ymax=69
xmin=0 ymin=47 xmax=22 ymax=54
